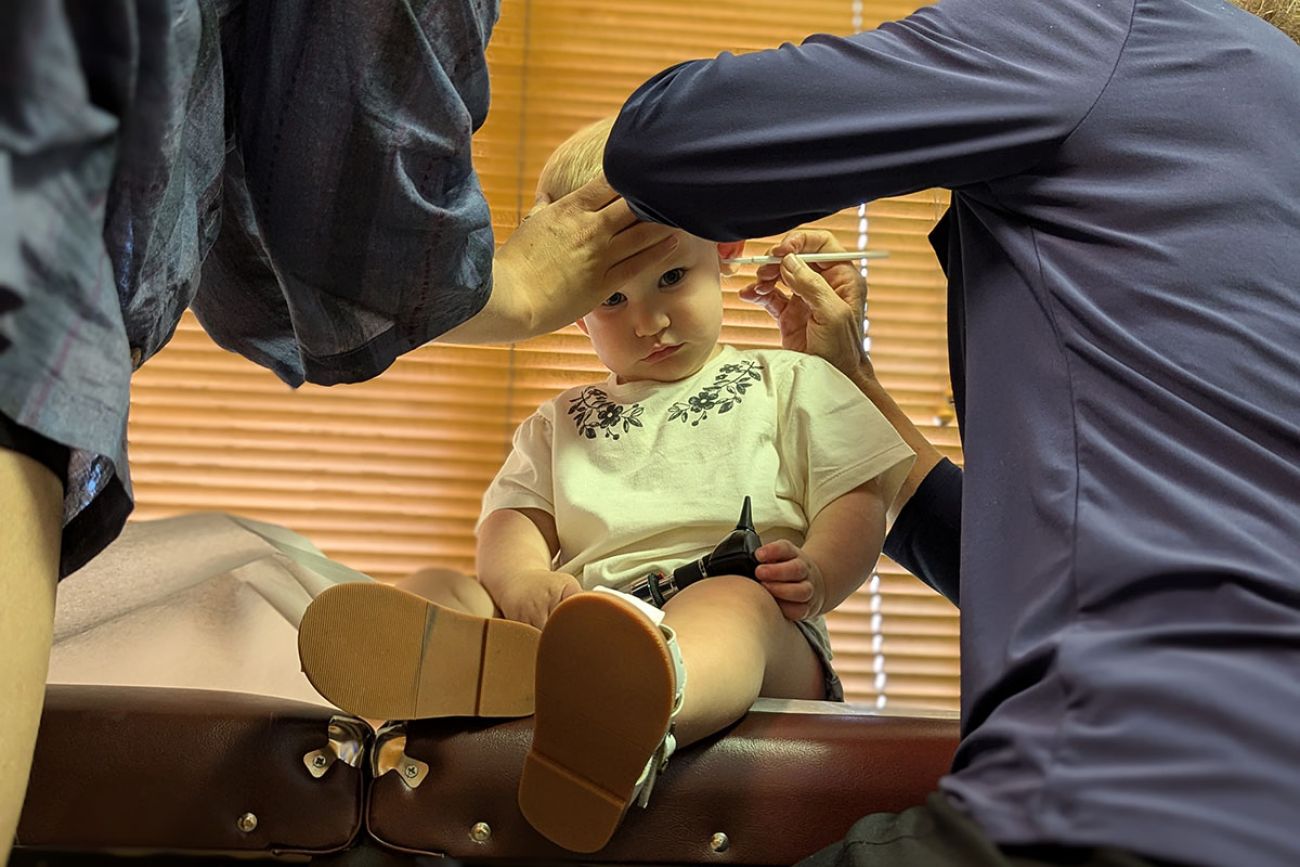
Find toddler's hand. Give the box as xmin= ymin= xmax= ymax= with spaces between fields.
xmin=754 ymin=540 xmax=826 ymax=622
xmin=497 ymin=569 xmax=584 ymax=630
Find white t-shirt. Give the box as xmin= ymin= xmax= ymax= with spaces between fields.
xmin=480 ymin=345 xmax=914 ymax=607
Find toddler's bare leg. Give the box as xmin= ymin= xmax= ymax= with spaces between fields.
xmin=0 ymin=450 xmax=62 ymax=865
xmin=663 ymin=575 xmax=826 ymax=747
xmin=518 ymin=578 xmax=829 ymax=852
xmin=392 ymin=567 xmax=498 ymax=618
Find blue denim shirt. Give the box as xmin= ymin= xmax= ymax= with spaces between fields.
xmin=0 ymin=0 xmax=498 ymax=574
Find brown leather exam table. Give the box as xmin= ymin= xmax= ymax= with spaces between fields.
xmin=17 ymin=686 xmax=958 ymax=866
xmin=14 ymin=515 xmax=960 ymax=866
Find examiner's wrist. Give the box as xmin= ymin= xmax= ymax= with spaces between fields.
xmin=847 ymin=359 xmax=882 ymax=394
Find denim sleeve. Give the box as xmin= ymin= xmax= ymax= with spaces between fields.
xmin=882 ymin=458 xmax=962 ymax=606
xmin=194 ymin=0 xmax=500 ymax=386
xmin=605 ymin=0 xmax=1132 ymax=240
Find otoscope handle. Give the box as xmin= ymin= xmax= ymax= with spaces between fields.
xmin=627 ymin=496 xmax=762 ymax=608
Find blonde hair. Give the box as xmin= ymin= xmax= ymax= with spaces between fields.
xmin=536 ymin=117 xmax=617 ymax=202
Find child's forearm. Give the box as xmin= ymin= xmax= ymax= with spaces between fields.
xmin=476 ymin=507 xmax=559 ymax=599
xmin=800 ymin=480 xmax=888 ymax=617
xmin=477 ymin=508 xmax=582 ymax=628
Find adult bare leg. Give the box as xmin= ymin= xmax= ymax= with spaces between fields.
xmin=0 ymin=449 xmax=62 ymax=864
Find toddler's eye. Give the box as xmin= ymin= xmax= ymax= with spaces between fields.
xmin=601 ymin=292 xmax=627 ymax=307
xmin=659 ymin=268 xmax=686 ymax=288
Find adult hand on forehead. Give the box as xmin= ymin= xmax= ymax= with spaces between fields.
xmin=492 ymin=174 xmax=678 ymax=337
xmin=739 ymin=230 xmax=868 ymax=380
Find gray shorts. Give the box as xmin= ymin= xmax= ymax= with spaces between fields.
xmin=794 ymin=618 xmax=846 ymax=702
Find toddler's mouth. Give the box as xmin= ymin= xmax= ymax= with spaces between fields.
xmin=644 ymin=343 xmax=683 ymax=362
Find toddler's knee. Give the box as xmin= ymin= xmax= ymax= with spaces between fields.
xmin=396 ymin=567 xmax=472 ymax=597
xmin=667 ymin=574 xmax=780 ymax=621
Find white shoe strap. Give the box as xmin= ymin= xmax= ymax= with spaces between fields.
xmin=592 ymin=585 xmax=666 ymax=626
xmin=590 ymin=585 xmax=686 ymax=809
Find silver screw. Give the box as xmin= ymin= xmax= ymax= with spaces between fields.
xmin=312 ymin=754 xmax=328 ymax=768
xmin=709 ymin=832 xmax=730 ymax=853
xmin=237 ymin=813 xmax=258 ymax=833
xmin=470 ymin=821 xmax=492 ymax=844
xmin=404 ymin=763 xmax=420 ymax=778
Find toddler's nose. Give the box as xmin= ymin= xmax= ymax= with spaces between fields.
xmin=633 ymin=306 xmax=671 ymax=338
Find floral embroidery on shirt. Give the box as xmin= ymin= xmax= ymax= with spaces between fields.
xmin=667 ymin=361 xmax=764 ymax=427
xmin=568 ymin=387 xmax=645 ymax=440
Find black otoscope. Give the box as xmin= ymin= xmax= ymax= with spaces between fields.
xmin=627 ymin=496 xmax=762 ymax=608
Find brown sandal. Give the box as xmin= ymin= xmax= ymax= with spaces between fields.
xmin=298 ymin=581 xmax=538 ymax=720
xmin=518 ymin=587 xmax=686 ymax=853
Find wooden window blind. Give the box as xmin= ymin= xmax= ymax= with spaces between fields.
xmin=127 ymin=0 xmax=961 ymax=711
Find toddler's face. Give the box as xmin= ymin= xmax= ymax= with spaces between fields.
xmin=579 ymin=232 xmax=740 ymax=384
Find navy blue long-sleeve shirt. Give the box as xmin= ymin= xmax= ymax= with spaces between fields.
xmin=884 ymin=458 xmax=963 ymax=607
xmin=607 ymin=2 xmax=1300 ymax=866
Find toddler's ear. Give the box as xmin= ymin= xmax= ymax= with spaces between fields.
xmin=575 ymin=317 xmax=590 ymax=336
xmin=717 ymin=240 xmax=747 ymax=276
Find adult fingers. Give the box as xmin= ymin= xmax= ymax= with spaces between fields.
xmin=755 ymin=232 xmax=809 ymax=283
xmin=567 ymin=173 xmax=621 ymax=211
xmin=562 ymin=174 xmax=644 ymax=235
xmin=521 ymin=197 xmax=549 ymax=224
xmin=739 ymin=283 xmax=789 ymax=319
xmin=764 ymin=231 xmax=809 ymax=259
xmin=790 ymin=229 xmax=840 ymax=256
xmin=754 ymin=263 xmax=783 ymax=287
xmin=607 ymin=220 xmax=676 ymax=264
xmin=604 ymin=232 xmax=678 ymax=290
xmin=780 ymin=254 xmax=842 ymax=320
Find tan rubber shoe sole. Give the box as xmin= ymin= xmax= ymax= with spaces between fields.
xmin=517 ymin=592 xmax=676 ymax=853
xmin=298 ymin=582 xmax=538 ymax=720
